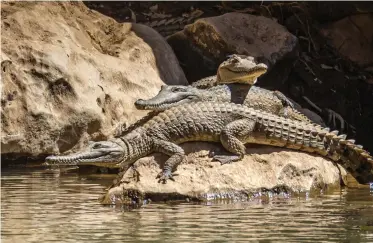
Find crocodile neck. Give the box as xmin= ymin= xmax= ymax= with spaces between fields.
xmin=114 ymin=127 xmax=154 ymax=168
xmin=200 ymin=83 xmax=253 ymax=103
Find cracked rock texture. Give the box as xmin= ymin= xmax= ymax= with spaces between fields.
xmin=102 ymin=143 xmax=347 ymax=204
xmin=1 ymin=2 xmax=187 ymax=158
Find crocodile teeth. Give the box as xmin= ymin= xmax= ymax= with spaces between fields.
xmin=347 ymin=139 xmax=355 ymax=144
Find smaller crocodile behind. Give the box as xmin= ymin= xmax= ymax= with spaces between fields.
xmin=135 ymin=54 xmax=314 ymax=125
xmin=114 ymin=54 xmax=289 ymax=138
xmin=135 ymin=84 xmax=314 ymax=125
xmin=191 ymin=54 xmax=268 ymax=88
xmin=45 ymin=102 xmax=373 ymax=185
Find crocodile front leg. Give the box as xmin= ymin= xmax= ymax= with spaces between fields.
xmin=214 ymin=118 xmax=256 ymax=165
xmin=272 ymin=90 xmax=295 ymax=109
xmin=154 ymin=140 xmax=186 ymax=183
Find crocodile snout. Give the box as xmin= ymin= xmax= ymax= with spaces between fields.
xmin=135 ymin=99 xmax=145 ymax=108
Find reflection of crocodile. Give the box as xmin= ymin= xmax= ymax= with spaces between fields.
xmin=45 ymin=101 xmax=373 ymax=185
xmin=135 ymin=54 xmax=316 ymax=126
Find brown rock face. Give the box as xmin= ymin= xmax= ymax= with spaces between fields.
xmin=167 ymin=13 xmax=299 ymax=82
xmin=320 ymin=14 xmax=373 ymax=70
xmin=102 ymin=143 xmax=347 ymax=204
xmin=1 ymin=2 xmax=187 ymax=158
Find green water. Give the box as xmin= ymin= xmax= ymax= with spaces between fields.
xmin=1 ymin=167 xmax=373 ymax=243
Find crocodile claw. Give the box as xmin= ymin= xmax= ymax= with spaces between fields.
xmin=273 ymin=90 xmax=295 ymax=109
xmin=213 ymin=155 xmax=240 ymax=165
xmin=156 ymin=170 xmax=175 ymax=184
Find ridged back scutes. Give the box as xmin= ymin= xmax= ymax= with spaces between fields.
xmin=323 ymin=129 xmax=373 ymax=183
xmin=133 ymin=101 xmax=373 ymax=183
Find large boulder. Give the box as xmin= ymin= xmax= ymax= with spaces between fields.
xmin=167 ymin=13 xmax=299 ymax=84
xmin=1 ymin=2 xmax=187 ymax=159
xmin=320 ymin=14 xmax=373 ymax=73
xmin=101 ymin=143 xmax=347 ymax=204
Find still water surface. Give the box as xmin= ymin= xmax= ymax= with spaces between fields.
xmin=1 ymin=167 xmax=373 ymax=243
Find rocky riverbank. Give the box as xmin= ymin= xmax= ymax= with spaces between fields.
xmin=2 ymin=1 xmax=372 ymax=203
xmin=1 ymin=1 xmax=187 ymax=161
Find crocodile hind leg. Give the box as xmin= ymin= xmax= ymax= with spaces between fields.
xmin=214 ymin=119 xmax=256 ymax=165
xmin=154 ymin=140 xmax=186 ymax=183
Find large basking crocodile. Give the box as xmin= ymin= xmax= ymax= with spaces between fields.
xmin=45 ymin=101 xmax=373 ymax=185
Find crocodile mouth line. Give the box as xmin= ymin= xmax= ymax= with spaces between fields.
xmin=136 ymin=95 xmax=198 ymax=110
xmin=44 ymin=150 xmax=123 ymax=167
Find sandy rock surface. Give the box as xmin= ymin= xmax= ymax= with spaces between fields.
xmin=1 ymin=2 xmax=187 ymax=158
xmin=102 ymin=143 xmax=347 ymax=204
xmin=167 ymin=13 xmax=298 ymax=82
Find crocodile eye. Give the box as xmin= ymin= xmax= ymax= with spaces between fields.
xmin=93 ymin=143 xmax=102 ymax=149
xmin=171 ymin=87 xmax=186 ymax=92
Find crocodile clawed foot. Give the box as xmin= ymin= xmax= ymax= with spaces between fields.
xmin=156 ymin=170 xmax=176 ymax=184
xmin=273 ymin=90 xmax=295 ymax=109
xmin=213 ymin=155 xmax=241 ymax=165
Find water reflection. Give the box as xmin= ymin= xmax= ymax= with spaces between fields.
xmin=1 ymin=167 xmax=373 ymax=242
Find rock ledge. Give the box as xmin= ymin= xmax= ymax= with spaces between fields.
xmin=101 ymin=143 xmax=347 ymax=205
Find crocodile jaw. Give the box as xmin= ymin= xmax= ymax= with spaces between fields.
xmin=45 ymin=141 xmax=125 ymax=168
xmin=217 ymin=54 xmax=268 ymax=84
xmin=135 ymin=85 xmax=200 ymax=111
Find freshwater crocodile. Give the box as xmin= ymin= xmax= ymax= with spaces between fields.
xmin=191 ymin=54 xmax=268 ymax=87
xmin=114 ymin=54 xmax=310 ymax=138
xmin=45 ymin=102 xmax=373 ymax=185
xmin=135 ymin=54 xmax=315 ymax=125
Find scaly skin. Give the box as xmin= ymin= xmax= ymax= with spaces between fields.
xmin=191 ymin=55 xmax=300 ymax=114
xmin=134 ymin=54 xmax=312 ymax=125
xmin=116 ymin=55 xmax=288 ymax=137
xmin=45 ymin=102 xmax=373 ymax=184
xmin=135 ymin=84 xmax=315 ymax=125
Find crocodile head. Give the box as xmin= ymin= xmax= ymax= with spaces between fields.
xmin=217 ymin=54 xmax=268 ymax=84
xmin=44 ymin=140 xmax=125 ymax=168
xmin=135 ymin=85 xmax=205 ymax=111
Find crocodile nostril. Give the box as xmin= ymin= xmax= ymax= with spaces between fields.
xmin=135 ymin=99 xmax=145 ymax=106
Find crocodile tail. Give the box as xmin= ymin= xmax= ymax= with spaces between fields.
xmin=114 ymin=110 xmax=160 ymax=138
xmin=287 ymin=108 xmax=322 ymax=127
xmin=282 ymin=123 xmax=373 ymax=184
xmin=191 ymin=76 xmax=217 ymax=89
xmin=293 ymin=110 xmax=314 ymax=123
xmin=324 ymin=131 xmax=373 ymax=184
